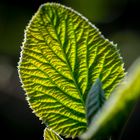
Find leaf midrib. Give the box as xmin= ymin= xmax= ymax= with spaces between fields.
xmin=24 ymin=60 xmax=86 ymax=122
xmin=39 ymin=8 xmax=86 ymax=112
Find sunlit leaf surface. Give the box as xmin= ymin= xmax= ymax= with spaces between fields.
xmin=18 ymin=3 xmax=124 ymax=137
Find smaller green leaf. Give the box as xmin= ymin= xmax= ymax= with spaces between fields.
xmin=44 ymin=128 xmax=63 ymax=140
xmin=86 ymin=78 xmax=105 ymax=125
xmin=80 ymin=58 xmax=140 ymax=140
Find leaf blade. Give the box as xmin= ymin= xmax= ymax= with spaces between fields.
xmin=18 ymin=2 xmax=125 ymax=137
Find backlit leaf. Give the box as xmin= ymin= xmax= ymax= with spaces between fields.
xmin=18 ymin=3 xmax=124 ymax=138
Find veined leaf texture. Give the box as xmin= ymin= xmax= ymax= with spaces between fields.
xmin=18 ymin=3 xmax=124 ymax=138
xmin=44 ymin=128 xmax=63 ymax=140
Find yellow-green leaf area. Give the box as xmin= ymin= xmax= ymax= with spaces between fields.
xmin=18 ymin=3 xmax=124 ymax=138
xmin=44 ymin=128 xmax=63 ymax=140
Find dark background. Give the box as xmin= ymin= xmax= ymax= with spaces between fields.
xmin=0 ymin=0 xmax=140 ymax=140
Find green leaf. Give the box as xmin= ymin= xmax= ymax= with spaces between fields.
xmin=18 ymin=2 xmax=124 ymax=138
xmin=44 ymin=128 xmax=63 ymax=140
xmin=80 ymin=58 xmax=140 ymax=140
xmin=86 ymin=77 xmax=105 ymax=125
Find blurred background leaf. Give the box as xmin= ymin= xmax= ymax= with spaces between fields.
xmin=0 ymin=0 xmax=140 ymax=140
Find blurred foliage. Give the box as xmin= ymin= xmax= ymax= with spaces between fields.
xmin=65 ymin=0 xmax=127 ymax=23
xmin=111 ymin=31 xmax=140 ymax=68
